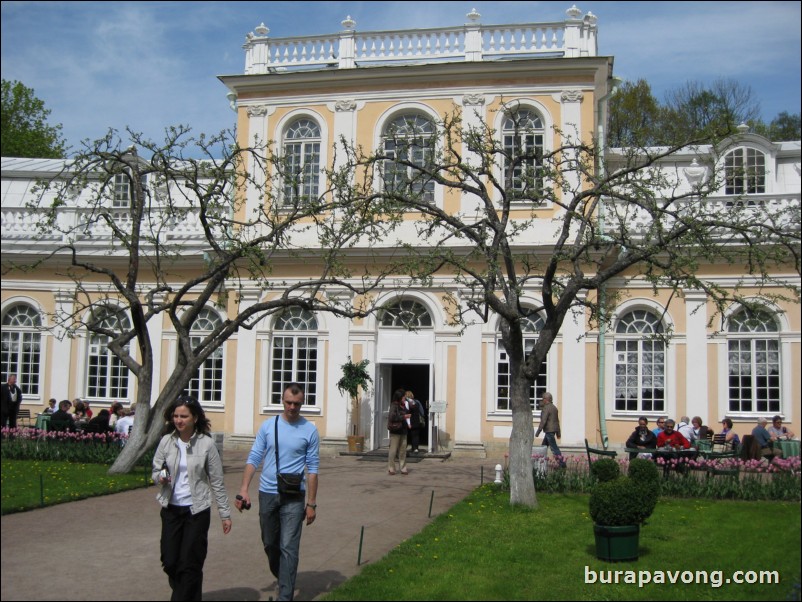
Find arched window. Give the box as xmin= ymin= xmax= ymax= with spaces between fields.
xmin=382 ymin=114 xmax=436 ymax=203
xmin=1 ymin=304 xmax=42 ymax=396
xmin=379 ymin=299 xmax=433 ymax=329
xmin=497 ymin=313 xmax=548 ymax=411
xmin=271 ymin=307 xmax=318 ymax=406
xmin=86 ymin=306 xmax=130 ymax=400
xmin=727 ymin=308 xmax=780 ymax=413
xmin=186 ymin=308 xmax=224 ymax=405
xmin=282 ymin=118 xmax=321 ymax=206
xmin=724 ymin=147 xmax=765 ymax=195
xmin=614 ymin=309 xmax=665 ymax=413
xmin=502 ymin=109 xmax=544 ymax=197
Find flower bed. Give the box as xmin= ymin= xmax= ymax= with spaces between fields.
xmin=1 ymin=426 xmax=152 ymax=466
xmin=526 ymin=453 xmax=800 ymax=502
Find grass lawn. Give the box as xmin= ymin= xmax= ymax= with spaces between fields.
xmin=323 ymin=485 xmax=801 ymax=601
xmin=1 ymin=459 xmax=151 ymax=514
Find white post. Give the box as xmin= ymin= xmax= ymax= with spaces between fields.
xmin=563 ymin=5 xmax=583 ymax=58
xmin=464 ymin=9 xmax=482 ymax=62
xmin=338 ymin=16 xmax=356 ymax=68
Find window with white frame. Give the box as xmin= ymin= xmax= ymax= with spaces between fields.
xmin=502 ymin=109 xmax=544 ymax=197
xmin=614 ymin=309 xmax=665 ymax=413
xmin=112 ymin=173 xmax=131 ymax=207
xmin=497 ymin=314 xmax=548 ymax=411
xmin=727 ymin=308 xmax=780 ymax=414
xmin=185 ymin=308 xmax=224 ymax=405
xmin=282 ymin=118 xmax=321 ymax=206
xmin=724 ymin=147 xmax=765 ymax=195
xmin=379 ymin=299 xmax=433 ymax=329
xmin=382 ymin=114 xmax=436 ymax=204
xmin=86 ymin=307 xmax=130 ymax=400
xmin=271 ymin=307 xmax=318 ymax=406
xmin=1 ymin=304 xmax=42 ymax=396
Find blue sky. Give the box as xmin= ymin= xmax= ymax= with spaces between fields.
xmin=2 ymin=1 xmax=800 ymax=154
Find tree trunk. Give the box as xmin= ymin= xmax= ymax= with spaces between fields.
xmin=507 ymin=343 xmax=538 ymax=508
xmin=108 ymin=377 xmax=179 ymax=474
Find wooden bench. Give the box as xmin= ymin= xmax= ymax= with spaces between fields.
xmin=585 ymin=438 xmax=618 ymax=464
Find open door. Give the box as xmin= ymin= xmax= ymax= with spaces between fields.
xmin=375 ymin=364 xmax=393 ymax=448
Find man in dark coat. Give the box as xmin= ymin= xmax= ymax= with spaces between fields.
xmin=1 ymin=374 xmax=23 ymax=428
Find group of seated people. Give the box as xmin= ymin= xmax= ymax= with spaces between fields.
xmin=44 ymin=399 xmax=135 ymax=435
xmin=625 ymin=415 xmax=795 ymax=461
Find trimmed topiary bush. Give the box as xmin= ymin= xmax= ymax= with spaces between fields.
xmin=589 ymin=459 xmax=660 ymax=527
xmin=589 ymin=457 xmax=620 ymax=482
xmin=628 ymin=457 xmax=659 ymax=484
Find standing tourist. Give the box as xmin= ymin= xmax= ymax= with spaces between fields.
xmin=235 ymin=383 xmax=319 ymax=601
xmin=153 ymin=396 xmax=231 ymax=601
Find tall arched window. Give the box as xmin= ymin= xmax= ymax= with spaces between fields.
xmin=271 ymin=307 xmax=318 ymax=406
xmin=379 ymin=299 xmax=433 ymax=329
xmin=614 ymin=309 xmax=665 ymax=413
xmin=727 ymin=308 xmax=780 ymax=413
xmin=382 ymin=114 xmax=436 ymax=203
xmin=724 ymin=147 xmax=765 ymax=195
xmin=502 ymin=109 xmax=544 ymax=197
xmin=86 ymin=306 xmax=130 ymax=400
xmin=282 ymin=118 xmax=321 ymax=206
xmin=1 ymin=304 xmax=42 ymax=396
xmin=497 ymin=313 xmax=548 ymax=411
xmin=186 ymin=308 xmax=224 ymax=405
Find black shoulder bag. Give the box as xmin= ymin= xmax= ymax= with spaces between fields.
xmin=275 ymin=417 xmax=305 ymax=503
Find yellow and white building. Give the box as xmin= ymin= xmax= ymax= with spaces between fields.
xmin=2 ymin=8 xmax=799 ymax=456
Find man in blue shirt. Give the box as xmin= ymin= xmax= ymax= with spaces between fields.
xmin=235 ymin=383 xmax=319 ymax=601
xmin=752 ymin=417 xmax=783 ymax=459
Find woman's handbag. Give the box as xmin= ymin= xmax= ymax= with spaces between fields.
xmin=387 ymin=403 xmax=405 ymax=433
xmin=274 ymin=417 xmax=305 ymax=502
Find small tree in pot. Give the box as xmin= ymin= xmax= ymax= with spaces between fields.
xmin=337 ymin=357 xmax=372 ymax=451
xmin=589 ymin=458 xmax=660 ymax=561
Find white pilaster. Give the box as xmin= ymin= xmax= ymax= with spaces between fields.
xmin=560 ymin=298 xmax=586 ymax=447
xmin=233 ymin=290 xmax=260 ymax=435
xmin=454 ymin=321 xmax=483 ymax=443
xmin=245 ymin=105 xmax=273 ymax=222
xmin=556 ymin=90 xmax=584 ymax=194
xmin=684 ymin=290 xmax=709 ymax=420
xmin=51 ymin=291 xmax=74 ymax=400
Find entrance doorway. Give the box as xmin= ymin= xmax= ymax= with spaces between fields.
xmin=375 ymin=363 xmax=431 ymax=449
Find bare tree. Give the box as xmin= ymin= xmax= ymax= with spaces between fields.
xmin=12 ymin=126 xmax=402 ymax=473
xmin=345 ymin=107 xmax=800 ymax=507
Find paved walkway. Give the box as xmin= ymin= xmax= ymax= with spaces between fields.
xmin=1 ymin=450 xmax=498 ymax=601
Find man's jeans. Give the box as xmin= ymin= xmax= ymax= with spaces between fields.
xmin=259 ymin=491 xmax=306 ymax=601
xmin=542 ymin=432 xmax=565 ymax=466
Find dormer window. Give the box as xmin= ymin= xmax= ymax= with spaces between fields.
xmin=724 ymin=147 xmax=765 ymax=195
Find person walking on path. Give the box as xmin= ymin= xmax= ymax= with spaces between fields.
xmin=235 ymin=382 xmax=319 ymax=602
xmin=387 ymin=388 xmax=411 ymax=475
xmin=153 ymin=395 xmax=232 ymax=601
xmin=535 ymin=392 xmax=564 ymax=466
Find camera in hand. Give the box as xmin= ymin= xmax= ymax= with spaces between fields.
xmin=236 ymin=494 xmax=251 ymax=510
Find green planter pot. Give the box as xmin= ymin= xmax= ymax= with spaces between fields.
xmin=593 ymin=524 xmax=640 ymax=562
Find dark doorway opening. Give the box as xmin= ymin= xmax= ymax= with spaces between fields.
xmin=390 ymin=364 xmax=430 ymax=446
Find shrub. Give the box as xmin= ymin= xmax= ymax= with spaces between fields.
xmin=628 ymin=457 xmax=659 ymax=483
xmin=589 ymin=460 xmax=660 ymax=526
xmin=590 ymin=457 xmax=620 ymax=482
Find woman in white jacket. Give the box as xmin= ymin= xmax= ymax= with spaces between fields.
xmin=152 ymin=395 xmax=231 ymax=601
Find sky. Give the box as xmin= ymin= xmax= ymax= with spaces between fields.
xmin=2 ymin=1 xmax=800 ymax=155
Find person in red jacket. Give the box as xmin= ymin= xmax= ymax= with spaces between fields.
xmin=657 ymin=419 xmax=690 ymax=449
